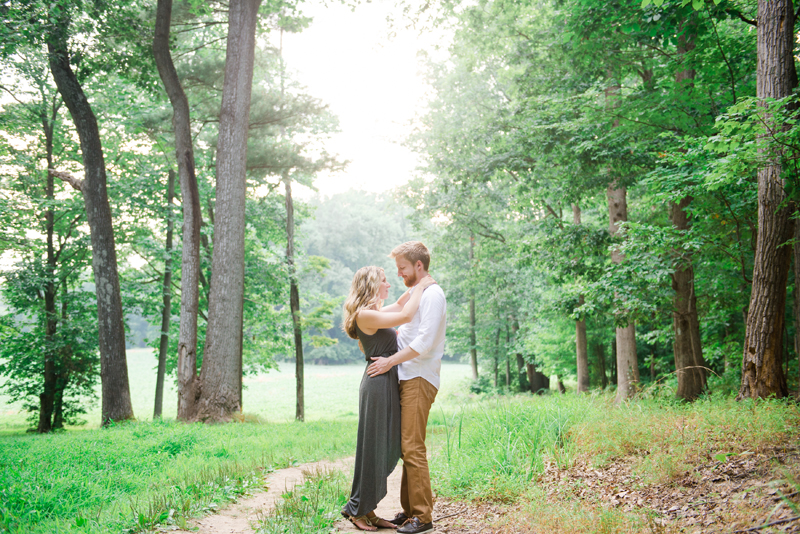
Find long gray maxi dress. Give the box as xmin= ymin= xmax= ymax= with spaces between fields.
xmin=342 ymin=324 xmax=402 ymax=518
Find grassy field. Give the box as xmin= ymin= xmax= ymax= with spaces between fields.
xmin=2 ymin=355 xmax=798 ymax=534
xmin=0 ymin=350 xmax=474 ymax=432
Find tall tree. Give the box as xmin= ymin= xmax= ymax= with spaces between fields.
xmin=608 ymin=179 xmax=639 ymax=401
xmin=738 ymin=0 xmax=796 ymax=399
xmin=469 ymin=234 xmax=478 ymax=380
xmin=152 ymin=0 xmax=203 ymax=420
xmin=573 ymin=204 xmax=589 ymax=393
xmin=46 ymin=5 xmax=133 ymax=425
xmin=196 ymin=0 xmax=262 ymax=422
xmin=285 ymin=175 xmax=304 ymax=421
xmin=671 ymin=17 xmax=707 ymax=401
xmin=153 ymin=170 xmax=175 ymax=418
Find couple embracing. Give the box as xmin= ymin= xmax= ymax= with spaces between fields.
xmin=340 ymin=241 xmax=446 ymax=534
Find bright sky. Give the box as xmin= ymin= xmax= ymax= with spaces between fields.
xmin=274 ymin=0 xmax=445 ymax=199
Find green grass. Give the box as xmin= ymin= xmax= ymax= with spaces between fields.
xmin=0 ymin=358 xmax=472 ymax=533
xmin=0 ymin=418 xmax=356 ymax=533
xmin=427 ymin=392 xmax=800 ymax=502
xmin=425 ymin=391 xmax=800 ymax=532
xmin=258 ymin=468 xmax=349 ymax=534
xmin=0 ymin=351 xmax=474 ymax=432
xmin=4 ymin=358 xmax=795 ymax=534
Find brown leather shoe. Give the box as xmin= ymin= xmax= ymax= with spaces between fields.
xmin=397 ymin=517 xmax=433 ymax=534
xmin=388 ymin=512 xmax=409 ymax=526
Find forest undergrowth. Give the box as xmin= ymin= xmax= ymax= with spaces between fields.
xmin=427 ymin=392 xmax=800 ymax=533
xmin=0 ymin=393 xmax=797 ymax=534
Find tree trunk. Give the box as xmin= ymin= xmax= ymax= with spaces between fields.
xmin=47 ymin=14 xmax=133 ymax=426
xmin=469 ymin=235 xmax=478 ymax=380
xmin=575 ymin=294 xmax=589 ymax=394
xmin=608 ymin=181 xmax=638 ymax=401
xmin=671 ymin=196 xmax=708 ymax=400
xmin=53 ymin=281 xmax=71 ymax=430
xmin=573 ymin=204 xmax=589 ymax=393
xmin=38 ymin=113 xmax=58 ymax=433
xmin=738 ymin=0 xmax=795 ymax=400
xmin=526 ymin=362 xmax=535 ymax=393
xmin=611 ymin=338 xmax=618 ymax=386
xmin=154 ymin=170 xmax=175 ymax=418
xmin=516 ymin=353 xmax=527 ymax=391
xmin=196 ymin=0 xmax=262 ymax=421
xmin=670 ymin=22 xmax=708 ymax=401
xmin=153 ymin=0 xmax=203 ymax=421
xmin=493 ymin=329 xmax=500 ymax=388
xmin=794 ymin=223 xmax=800 ymax=397
xmin=285 ymin=178 xmax=304 ymax=421
xmin=593 ymin=342 xmax=608 ymax=389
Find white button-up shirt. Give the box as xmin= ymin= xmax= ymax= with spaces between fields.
xmin=396 ymin=284 xmax=447 ymax=389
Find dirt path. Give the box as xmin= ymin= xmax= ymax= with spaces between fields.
xmin=172 ymin=458 xmax=497 ymax=534
xmin=172 ymin=458 xmax=353 ymax=534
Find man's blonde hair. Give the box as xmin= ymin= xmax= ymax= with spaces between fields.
xmin=389 ymin=241 xmax=430 ymax=271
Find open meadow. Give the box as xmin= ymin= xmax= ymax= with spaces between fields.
xmin=0 ymin=350 xmax=475 ymax=432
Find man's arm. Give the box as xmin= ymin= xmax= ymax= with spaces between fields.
xmin=367 ymin=345 xmax=419 ymax=377
xmin=366 ymin=288 xmax=445 ymax=377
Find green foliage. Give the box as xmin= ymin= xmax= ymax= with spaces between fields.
xmin=398 ymin=0 xmax=792 ymax=395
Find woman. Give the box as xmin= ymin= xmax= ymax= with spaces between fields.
xmin=340 ymin=265 xmax=435 ymax=531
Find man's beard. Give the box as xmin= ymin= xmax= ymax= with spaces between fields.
xmin=403 ymin=272 xmax=418 ymax=288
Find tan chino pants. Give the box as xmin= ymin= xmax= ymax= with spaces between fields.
xmin=398 ymin=376 xmax=438 ymax=524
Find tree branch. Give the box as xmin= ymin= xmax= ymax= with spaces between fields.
xmin=49 ymin=169 xmax=83 ymax=191
xmin=727 ymin=8 xmax=756 ymax=26
xmin=543 ymin=202 xmax=565 ymax=229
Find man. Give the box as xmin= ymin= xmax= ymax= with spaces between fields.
xmin=367 ymin=241 xmax=447 ymax=534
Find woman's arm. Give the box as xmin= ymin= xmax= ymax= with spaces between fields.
xmin=357 ymin=277 xmax=435 ymax=330
xmin=381 ymin=288 xmax=411 ymax=313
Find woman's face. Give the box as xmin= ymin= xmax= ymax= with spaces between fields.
xmin=378 ymin=272 xmax=390 ymax=301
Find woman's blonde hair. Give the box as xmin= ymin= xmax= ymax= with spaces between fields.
xmin=342 ymin=266 xmax=385 ymax=339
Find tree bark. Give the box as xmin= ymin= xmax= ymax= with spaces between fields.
xmin=608 ymin=181 xmax=638 ymax=401
xmin=526 ymin=362 xmax=535 ymax=393
xmin=527 ymin=361 xmax=550 ymax=394
xmin=47 ymin=14 xmax=133 ymax=426
xmin=286 ymin=177 xmax=304 ymax=421
xmin=38 ymin=108 xmax=58 ymax=433
xmin=196 ymin=0 xmax=261 ymax=421
xmin=516 ymin=353 xmax=526 ymax=391
xmin=670 ymin=22 xmax=708 ymax=401
xmin=153 ymin=0 xmax=203 ymax=421
xmin=593 ymin=342 xmax=608 ymax=389
xmin=573 ymin=204 xmax=589 ymax=393
xmin=154 ymin=170 xmax=175 ymax=418
xmin=53 ymin=281 xmax=71 ymax=430
xmin=570 ymin=207 xmax=589 ymax=394
xmin=794 ymin=223 xmax=800 ymax=397
xmin=671 ymin=196 xmax=708 ymax=400
xmin=469 ymin=235 xmax=478 ymax=380
xmin=738 ymin=0 xmax=795 ymax=400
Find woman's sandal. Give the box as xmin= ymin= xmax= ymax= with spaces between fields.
xmin=366 ymin=513 xmax=398 ymax=529
xmin=342 ymin=511 xmax=377 ymax=531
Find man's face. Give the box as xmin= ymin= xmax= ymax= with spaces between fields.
xmin=395 ymin=256 xmax=419 ymax=288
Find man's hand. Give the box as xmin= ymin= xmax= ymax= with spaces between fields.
xmin=367 ymin=356 xmax=393 ymax=377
